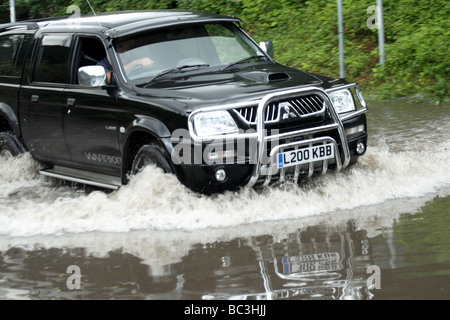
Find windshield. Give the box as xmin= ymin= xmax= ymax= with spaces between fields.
xmin=113 ymin=22 xmax=267 ymax=82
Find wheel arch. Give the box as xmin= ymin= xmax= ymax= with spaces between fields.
xmin=0 ymin=103 xmax=20 ymax=135
xmin=0 ymin=103 xmax=26 ymax=153
xmin=120 ymin=116 xmax=176 ymax=182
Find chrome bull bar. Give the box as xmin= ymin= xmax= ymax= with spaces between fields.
xmin=261 ymin=136 xmax=342 ymax=186
xmin=187 ymin=84 xmax=367 ymax=188
xmin=246 ymin=86 xmax=352 ymax=187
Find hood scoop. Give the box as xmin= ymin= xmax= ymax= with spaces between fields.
xmin=239 ymin=71 xmax=290 ymax=83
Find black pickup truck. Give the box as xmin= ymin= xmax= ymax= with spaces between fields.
xmin=0 ymin=10 xmax=367 ymax=193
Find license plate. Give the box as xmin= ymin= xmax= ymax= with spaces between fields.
xmin=277 ymin=144 xmax=334 ymax=168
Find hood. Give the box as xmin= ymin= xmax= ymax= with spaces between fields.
xmin=131 ymin=62 xmax=335 ymax=111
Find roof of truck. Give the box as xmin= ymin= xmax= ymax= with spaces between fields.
xmin=0 ymin=10 xmax=241 ymax=38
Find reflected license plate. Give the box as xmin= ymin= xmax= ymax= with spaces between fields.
xmin=277 ymin=144 xmax=334 ymax=168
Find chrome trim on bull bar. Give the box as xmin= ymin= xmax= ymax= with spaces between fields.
xmin=187 ymin=84 xmax=367 ymax=188
xmin=246 ymin=86 xmax=351 ymax=188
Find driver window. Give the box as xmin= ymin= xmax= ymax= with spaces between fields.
xmin=73 ymin=36 xmax=109 ymax=84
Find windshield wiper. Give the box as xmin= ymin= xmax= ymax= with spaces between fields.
xmin=137 ymin=64 xmax=210 ymax=87
xmin=221 ymin=55 xmax=266 ymax=71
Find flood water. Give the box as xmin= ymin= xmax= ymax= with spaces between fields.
xmin=0 ymin=99 xmax=449 ymax=301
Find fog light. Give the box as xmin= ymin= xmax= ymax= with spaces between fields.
xmin=346 ymin=124 xmax=365 ymax=136
xmin=356 ymin=141 xmax=366 ymax=155
xmin=215 ymin=169 xmax=227 ymax=182
xmin=208 ymin=150 xmax=235 ymax=162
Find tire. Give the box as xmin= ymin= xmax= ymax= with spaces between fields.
xmin=0 ymin=132 xmax=22 ymax=159
xmin=131 ymin=143 xmax=174 ymax=176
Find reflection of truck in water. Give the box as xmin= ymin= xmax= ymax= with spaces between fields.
xmin=279 ymin=252 xmax=342 ymax=274
xmin=181 ymin=221 xmax=375 ymax=300
xmin=0 ymin=218 xmax=387 ymax=299
xmin=270 ymin=232 xmax=370 ymax=299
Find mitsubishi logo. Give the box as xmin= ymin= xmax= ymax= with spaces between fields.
xmin=280 ymin=102 xmax=299 ymax=120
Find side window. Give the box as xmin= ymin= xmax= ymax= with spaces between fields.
xmin=33 ymin=34 xmax=72 ymax=83
xmin=73 ymin=36 xmax=108 ymax=84
xmin=0 ymin=34 xmax=25 ymax=76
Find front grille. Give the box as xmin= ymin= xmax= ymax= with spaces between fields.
xmin=234 ymin=94 xmax=326 ymax=124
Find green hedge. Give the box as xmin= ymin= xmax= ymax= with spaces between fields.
xmin=2 ymin=0 xmax=448 ymax=102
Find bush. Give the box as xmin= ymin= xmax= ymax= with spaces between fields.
xmin=3 ymin=0 xmax=448 ymax=102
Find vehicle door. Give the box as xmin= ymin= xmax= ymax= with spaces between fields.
xmin=22 ymin=33 xmax=72 ymax=161
xmin=62 ymin=35 xmax=121 ymax=175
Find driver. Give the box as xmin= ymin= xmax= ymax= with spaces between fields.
xmin=96 ymin=57 xmax=112 ymax=84
xmin=115 ymin=38 xmax=154 ymax=74
xmin=96 ymin=38 xmax=154 ymax=84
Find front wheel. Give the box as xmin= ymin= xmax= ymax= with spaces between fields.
xmin=0 ymin=132 xmax=23 ymax=159
xmin=131 ymin=143 xmax=174 ymax=176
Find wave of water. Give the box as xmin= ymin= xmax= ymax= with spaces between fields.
xmin=1 ymin=132 xmax=449 ymax=237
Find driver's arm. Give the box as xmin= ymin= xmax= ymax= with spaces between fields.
xmin=124 ymin=57 xmax=154 ymax=73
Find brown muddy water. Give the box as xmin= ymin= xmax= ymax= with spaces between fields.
xmin=0 ymin=99 xmax=449 ymax=301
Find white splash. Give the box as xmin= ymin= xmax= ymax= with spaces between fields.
xmin=0 ymin=132 xmax=449 ymax=237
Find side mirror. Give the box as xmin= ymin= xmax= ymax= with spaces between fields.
xmin=259 ymin=41 xmax=274 ymax=59
xmin=78 ymin=66 xmax=107 ymax=87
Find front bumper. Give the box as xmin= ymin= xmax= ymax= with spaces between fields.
xmin=175 ymin=84 xmax=368 ymax=192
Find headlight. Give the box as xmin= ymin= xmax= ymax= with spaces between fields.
xmin=328 ymin=89 xmax=356 ymax=114
xmin=192 ymin=110 xmax=239 ymax=137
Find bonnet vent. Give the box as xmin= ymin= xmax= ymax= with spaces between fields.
xmin=268 ymin=72 xmax=290 ymax=82
xmin=239 ymin=71 xmax=290 ymax=83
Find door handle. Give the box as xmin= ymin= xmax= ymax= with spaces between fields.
xmin=67 ymin=98 xmax=76 ymax=107
xmin=31 ymin=95 xmax=39 ymax=103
